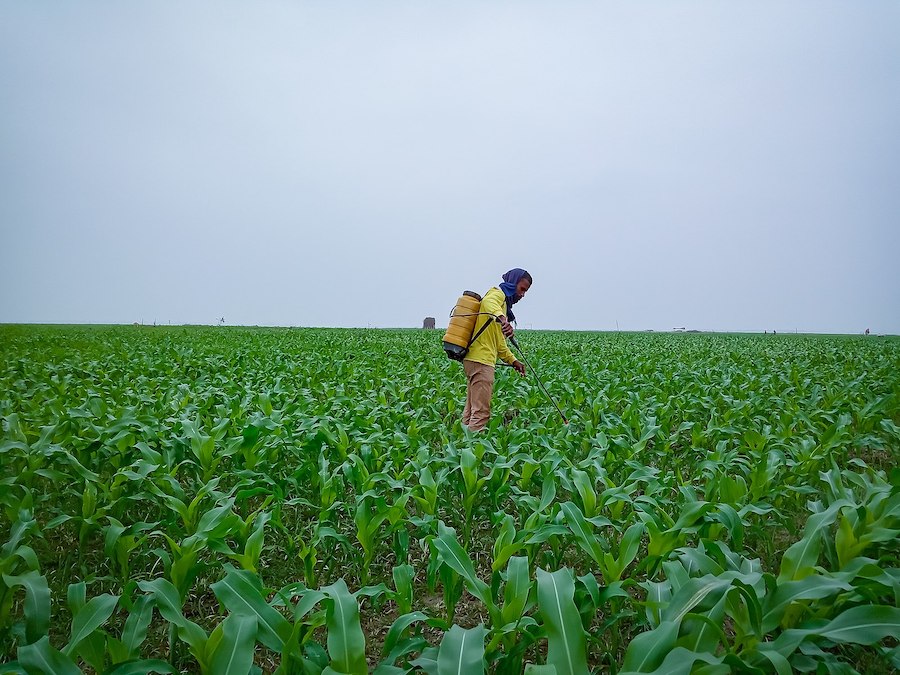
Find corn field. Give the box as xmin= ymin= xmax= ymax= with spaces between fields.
xmin=1 ymin=325 xmax=898 ymax=674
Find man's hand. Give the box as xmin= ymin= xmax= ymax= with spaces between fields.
xmin=512 ymin=360 xmax=526 ymax=376
xmin=498 ymin=315 xmax=514 ymax=338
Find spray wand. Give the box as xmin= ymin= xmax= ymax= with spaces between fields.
xmin=507 ymin=333 xmax=569 ymax=425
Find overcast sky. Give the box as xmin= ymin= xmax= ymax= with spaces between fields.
xmin=2 ymin=2 xmax=898 ymax=333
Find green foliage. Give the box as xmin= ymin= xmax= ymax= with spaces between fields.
xmin=1 ymin=326 xmax=898 ymax=673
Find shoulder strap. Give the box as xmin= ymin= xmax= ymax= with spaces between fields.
xmin=467 ymin=315 xmax=495 ymax=349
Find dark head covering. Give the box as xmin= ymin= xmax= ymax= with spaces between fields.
xmin=499 ymin=268 xmax=530 ymax=323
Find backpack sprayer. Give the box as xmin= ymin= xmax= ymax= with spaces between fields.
xmin=442 ymin=291 xmax=568 ymax=424
xmin=442 ymin=291 xmax=494 ymax=361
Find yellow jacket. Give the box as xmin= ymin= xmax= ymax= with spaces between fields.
xmin=464 ymin=287 xmax=517 ymax=367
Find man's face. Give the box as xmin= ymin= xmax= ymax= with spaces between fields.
xmin=515 ymin=277 xmax=531 ymax=300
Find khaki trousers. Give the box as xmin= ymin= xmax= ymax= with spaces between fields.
xmin=462 ymin=360 xmax=495 ymax=432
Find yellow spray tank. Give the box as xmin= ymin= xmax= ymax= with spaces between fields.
xmin=442 ymin=291 xmax=487 ymax=361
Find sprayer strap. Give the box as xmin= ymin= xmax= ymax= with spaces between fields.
xmin=466 ymin=315 xmax=496 ymax=349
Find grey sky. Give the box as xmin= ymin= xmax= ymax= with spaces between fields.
xmin=2 ymin=2 xmax=898 ymax=333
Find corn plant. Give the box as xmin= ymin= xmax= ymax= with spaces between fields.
xmin=2 ymin=326 xmax=898 ymax=672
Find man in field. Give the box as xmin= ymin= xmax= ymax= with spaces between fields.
xmin=462 ymin=268 xmax=531 ymax=432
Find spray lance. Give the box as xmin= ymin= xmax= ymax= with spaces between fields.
xmin=505 ymin=329 xmax=569 ymax=425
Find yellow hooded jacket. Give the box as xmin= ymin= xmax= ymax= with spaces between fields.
xmin=464 ymin=287 xmax=516 ymax=368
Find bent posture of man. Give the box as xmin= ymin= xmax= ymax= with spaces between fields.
xmin=462 ymin=268 xmax=531 ymax=432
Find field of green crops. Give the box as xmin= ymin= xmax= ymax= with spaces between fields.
xmin=1 ymin=325 xmax=898 ymax=674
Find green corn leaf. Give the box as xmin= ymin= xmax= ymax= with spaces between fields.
xmin=492 ymin=536 xmax=528 ymax=574
xmin=104 ymin=517 xmax=127 ymax=560
xmin=621 ymin=620 xmax=679 ymax=673
xmin=76 ymin=631 xmax=106 ymax=674
xmin=576 ymin=573 xmax=600 ymax=610
xmin=660 ymin=575 xmax=740 ymax=625
xmin=535 ymin=568 xmax=589 ymax=675
xmin=665 ymin=502 xmax=711 ymax=532
xmin=118 ymin=595 xmax=155 ymax=660
xmin=391 ymin=564 xmax=415 ymax=614
xmin=493 ymin=514 xmax=516 ymax=557
xmin=2 ymin=571 xmax=50 ymax=645
xmin=501 ymin=556 xmax=531 ymax=627
xmin=727 ymin=578 xmax=763 ymax=642
xmin=761 ymin=575 xmax=854 ymax=633
xmin=460 ymin=447 xmax=480 ymax=495
xmin=104 ymin=660 xmax=177 ymax=674
xmin=57 ymin=449 xmax=100 ymax=483
xmin=372 ymin=666 xmax=407 ymax=675
xmin=570 ymin=469 xmax=597 ymax=517
xmin=193 ymin=498 xmax=241 ymax=541
xmin=3 ymin=509 xmax=37 ymax=555
xmin=211 ymin=567 xmax=291 ymax=652
xmin=765 ymin=605 xmax=900 ymax=658
xmin=321 ymin=579 xmax=367 ymax=675
xmin=850 ymin=562 xmax=900 ymax=606
xmin=64 ymin=593 xmax=119 ymax=656
xmin=640 ymin=579 xmax=671 ymax=626
xmin=619 ymin=522 xmax=644 ymax=567
xmin=240 ymin=510 xmax=271 ymax=573
xmin=381 ymin=611 xmax=428 ymax=658
xmin=436 ymin=624 xmax=487 ymax=675
xmin=678 ymin=608 xmax=729 ymax=655
xmin=620 ymin=646 xmax=724 ymax=675
xmin=753 ymin=647 xmax=792 ymax=675
xmin=560 ymin=502 xmax=604 ymax=567
xmin=524 ymin=666 xmax=559 ymax=674
xmin=17 ymin=636 xmax=81 ymax=675
xmin=433 ymin=522 xmax=493 ymax=611
xmin=675 ymin=547 xmax=722 ymax=578
xmin=5 ymin=544 xmax=40 ymax=574
xmin=491 ymin=515 xmax=525 ymax=572
xmin=292 ymin=588 xmax=326 ymax=621
xmin=814 ymin=604 xmax=900 ymax=644
xmin=885 ymin=644 xmax=900 ymax=670
xmin=295 ymin=640 xmax=329 ymax=674
xmin=66 ymin=583 xmax=86 ymax=616
xmin=409 ymin=645 xmax=439 ymax=675
xmin=778 ymin=500 xmax=850 ymax=582
xmin=524 ymin=524 xmax=571 ymax=545
xmin=598 ymin=580 xmax=631 ymax=605
xmin=712 ymin=504 xmax=744 ymax=549
xmin=538 ymin=474 xmax=557 ymax=513
xmin=137 ymin=578 xmax=209 ymax=657
xmin=209 ymin=614 xmax=258 ymax=675
xmin=601 ymin=521 xmax=644 ymax=584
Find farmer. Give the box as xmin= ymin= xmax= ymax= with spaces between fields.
xmin=462 ymin=268 xmax=531 ymax=432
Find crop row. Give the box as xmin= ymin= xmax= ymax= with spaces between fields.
xmin=1 ymin=326 xmax=898 ymax=673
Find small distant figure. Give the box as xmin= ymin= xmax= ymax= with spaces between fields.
xmin=773 ymin=330 xmax=777 ymax=335
xmin=423 ymin=317 xmax=436 ymax=329
xmin=866 ymin=328 xmax=870 ymax=336
xmin=219 ymin=317 xmax=225 ymax=326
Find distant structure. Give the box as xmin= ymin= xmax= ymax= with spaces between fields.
xmin=423 ymin=317 xmax=436 ymax=329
